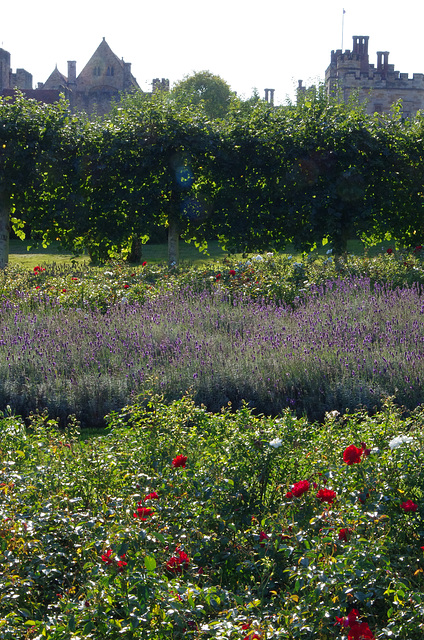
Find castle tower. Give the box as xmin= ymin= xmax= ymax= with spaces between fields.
xmin=324 ymin=35 xmax=424 ymax=118
xmin=0 ymin=48 xmax=11 ymax=90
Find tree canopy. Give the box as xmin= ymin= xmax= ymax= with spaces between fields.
xmin=1 ymin=88 xmax=424 ymax=268
xmin=171 ymin=71 xmax=234 ymax=120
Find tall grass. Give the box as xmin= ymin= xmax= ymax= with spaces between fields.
xmin=0 ymin=277 xmax=423 ymax=426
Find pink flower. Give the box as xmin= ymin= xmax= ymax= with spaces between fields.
xmin=335 ymin=609 xmax=359 ymax=628
xmin=316 ymin=488 xmax=336 ymax=504
xmin=291 ymin=480 xmax=310 ymax=497
xmin=172 ymin=454 xmax=188 ymax=468
xmin=343 ymin=444 xmax=363 ymax=465
xmin=400 ymin=500 xmax=418 ymax=512
xmin=335 ymin=608 xmax=375 ymax=639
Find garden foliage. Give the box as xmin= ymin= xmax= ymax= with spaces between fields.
xmin=0 ymin=247 xmax=423 ymax=638
xmin=0 ymin=395 xmax=423 ymax=638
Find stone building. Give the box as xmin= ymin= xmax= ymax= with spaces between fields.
xmin=324 ymin=35 xmax=424 ymax=118
xmin=1 ymin=39 xmax=167 ymax=115
xmin=0 ymin=47 xmax=33 ymax=91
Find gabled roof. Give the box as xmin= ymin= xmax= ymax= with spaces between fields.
xmin=43 ymin=65 xmax=68 ymax=90
xmin=76 ymin=38 xmax=139 ymax=90
xmin=79 ymin=38 xmax=122 ymax=75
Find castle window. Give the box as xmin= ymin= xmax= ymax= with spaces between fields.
xmin=106 ymin=66 xmax=114 ymax=76
xmin=93 ymin=66 xmax=101 ymax=77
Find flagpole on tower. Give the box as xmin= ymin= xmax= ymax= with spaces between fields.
xmin=341 ymin=8 xmax=346 ymax=50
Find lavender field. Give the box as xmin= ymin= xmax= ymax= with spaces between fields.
xmin=1 ymin=273 xmax=423 ymax=426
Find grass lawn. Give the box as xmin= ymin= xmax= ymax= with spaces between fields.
xmin=8 ymin=237 xmax=390 ymax=269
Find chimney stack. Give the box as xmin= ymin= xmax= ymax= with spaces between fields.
xmin=67 ymin=61 xmax=76 ymax=85
xmin=352 ymin=36 xmax=369 ymax=73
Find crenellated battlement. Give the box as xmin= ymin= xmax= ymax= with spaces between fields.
xmin=325 ymin=36 xmax=424 ymax=117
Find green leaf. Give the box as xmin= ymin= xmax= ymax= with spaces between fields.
xmin=145 ymin=555 xmax=156 ymax=571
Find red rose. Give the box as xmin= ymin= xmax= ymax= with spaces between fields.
xmin=216 ymin=273 xmax=221 ymax=280
xmin=166 ymin=549 xmax=189 ymax=573
xmin=172 ymin=454 xmax=188 ymax=468
xmin=348 ymin=621 xmax=375 ymax=639
xmin=316 ymin=488 xmax=336 ymax=504
xmin=400 ymin=500 xmax=418 ymax=512
xmin=386 ymin=248 xmax=393 ymax=254
xmin=259 ymin=531 xmax=269 ymax=546
xmin=123 ymin=284 xmax=129 ymax=289
xmin=144 ymin=491 xmax=159 ymax=501
xmin=291 ymin=480 xmax=310 ymax=497
xmin=117 ymin=554 xmax=128 ymax=571
xmin=101 ymin=549 xmax=114 ymax=565
xmin=343 ymin=444 xmax=363 ymax=465
xmin=284 ymin=491 xmax=293 ymax=499
xmin=133 ymin=506 xmax=154 ymax=520
xmin=229 ymin=269 xmax=236 ymax=276
xmin=142 ymin=261 xmax=147 ymax=266
xmin=338 ymin=528 xmax=352 ymax=542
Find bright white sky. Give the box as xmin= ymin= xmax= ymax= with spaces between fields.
xmin=2 ymin=0 xmax=424 ymax=105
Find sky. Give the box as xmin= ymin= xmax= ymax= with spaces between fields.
xmin=2 ymin=0 xmax=424 ymax=105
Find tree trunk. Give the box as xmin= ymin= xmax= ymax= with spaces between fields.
xmin=126 ymin=234 xmax=143 ymax=263
xmin=168 ymin=218 xmax=179 ymax=267
xmin=0 ymin=190 xmax=10 ymax=269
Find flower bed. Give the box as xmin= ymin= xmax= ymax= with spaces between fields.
xmin=0 ymin=395 xmax=423 ymax=638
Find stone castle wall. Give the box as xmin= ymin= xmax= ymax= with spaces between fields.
xmin=325 ymin=36 xmax=424 ymax=117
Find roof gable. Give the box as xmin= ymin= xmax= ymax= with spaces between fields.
xmin=43 ymin=65 xmax=67 ymax=90
xmin=76 ymin=38 xmax=138 ymax=91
